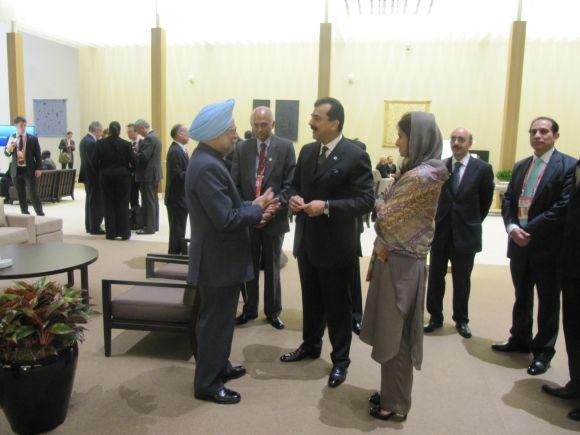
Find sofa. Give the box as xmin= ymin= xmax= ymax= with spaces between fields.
xmin=6 ymin=169 xmax=76 ymax=204
xmin=0 ymin=198 xmax=63 ymax=246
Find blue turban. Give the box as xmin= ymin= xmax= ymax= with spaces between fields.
xmin=188 ymin=99 xmax=235 ymax=142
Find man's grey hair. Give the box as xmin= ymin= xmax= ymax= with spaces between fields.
xmin=88 ymin=121 xmax=102 ymax=133
xmin=134 ymin=119 xmax=150 ymax=129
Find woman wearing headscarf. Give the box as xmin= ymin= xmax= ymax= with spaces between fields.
xmin=360 ymin=112 xmax=449 ymax=420
xmin=92 ymin=121 xmax=137 ymax=240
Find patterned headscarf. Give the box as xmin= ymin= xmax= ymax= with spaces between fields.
xmin=400 ymin=112 xmax=443 ymax=174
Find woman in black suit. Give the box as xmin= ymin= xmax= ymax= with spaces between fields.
xmin=92 ymin=121 xmax=137 ymax=240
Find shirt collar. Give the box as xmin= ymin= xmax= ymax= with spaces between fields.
xmin=321 ymin=134 xmax=343 ymax=155
xmin=535 ymin=147 xmax=555 ymax=164
xmin=88 ymin=132 xmax=96 ymax=141
xmin=256 ymin=135 xmax=272 ymax=152
xmin=452 ymin=152 xmax=470 ymax=167
xmin=175 ymin=140 xmax=188 ymax=153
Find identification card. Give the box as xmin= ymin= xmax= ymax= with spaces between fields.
xmin=518 ymin=196 xmax=532 ymax=221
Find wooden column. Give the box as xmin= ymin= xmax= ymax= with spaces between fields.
xmin=317 ymin=23 xmax=332 ymax=98
xmin=7 ymin=32 xmax=26 ymax=120
xmin=499 ymin=21 xmax=527 ymax=171
xmin=151 ymin=27 xmax=167 ymax=192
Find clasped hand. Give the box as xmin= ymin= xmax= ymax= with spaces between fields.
xmin=289 ymin=195 xmax=325 ymax=217
xmin=253 ymin=187 xmax=281 ymax=228
xmin=511 ymin=227 xmax=531 ymax=247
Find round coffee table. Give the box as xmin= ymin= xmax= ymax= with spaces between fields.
xmin=0 ymin=243 xmax=99 ymax=304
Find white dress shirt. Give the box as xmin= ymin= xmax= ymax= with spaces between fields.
xmin=320 ymin=134 xmax=343 ymax=157
xmin=452 ymin=152 xmax=471 ymax=184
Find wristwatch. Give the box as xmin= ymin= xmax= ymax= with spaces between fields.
xmin=323 ymin=200 xmax=330 ymax=217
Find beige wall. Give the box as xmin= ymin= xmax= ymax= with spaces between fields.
xmin=78 ymin=35 xmax=580 ymax=169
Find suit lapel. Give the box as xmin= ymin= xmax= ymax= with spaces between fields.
xmin=455 ymin=157 xmax=476 ymax=197
xmin=312 ymin=138 xmax=347 ymax=183
xmin=262 ymin=136 xmax=278 ymax=186
xmin=246 ymin=139 xmax=258 ymax=194
xmin=532 ymin=150 xmax=559 ymax=205
xmin=514 ymin=156 xmax=533 ymax=201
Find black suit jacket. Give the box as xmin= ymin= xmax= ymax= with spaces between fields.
xmin=78 ymin=133 xmax=98 ymax=184
xmin=135 ymin=131 xmax=162 ymax=183
xmin=92 ymin=136 xmax=137 ymax=177
xmin=561 ymin=160 xmax=580 ymax=278
xmin=165 ymin=141 xmax=189 ymax=208
xmin=502 ymin=149 xmax=577 ymax=262
xmin=231 ymin=135 xmax=296 ymax=235
xmin=289 ymin=137 xmax=374 ymax=268
xmin=432 ymin=156 xmax=495 ymax=253
xmin=4 ymin=134 xmax=42 ymax=179
xmin=185 ymin=143 xmax=262 ymax=287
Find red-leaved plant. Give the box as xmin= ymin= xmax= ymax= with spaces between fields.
xmin=0 ymin=278 xmax=96 ymax=363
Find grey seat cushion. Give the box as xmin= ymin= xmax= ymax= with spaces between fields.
xmin=112 ymin=285 xmax=192 ymax=323
xmin=154 ymin=263 xmax=188 ymax=280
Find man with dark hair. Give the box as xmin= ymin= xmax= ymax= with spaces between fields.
xmin=126 ymin=123 xmax=142 ymax=209
xmin=280 ymin=97 xmax=374 ymax=388
xmin=493 ymin=117 xmax=576 ymax=376
xmin=425 ymin=127 xmax=495 ymax=338
xmin=58 ymin=131 xmax=75 ymax=169
xmin=244 ymin=130 xmax=253 ymax=140
xmin=40 ymin=150 xmax=57 ymax=170
xmin=79 ymin=121 xmax=105 ymax=234
xmin=165 ymin=124 xmax=190 ymax=254
xmin=134 ymin=119 xmax=163 ymax=234
xmin=4 ymin=117 xmax=44 ymax=216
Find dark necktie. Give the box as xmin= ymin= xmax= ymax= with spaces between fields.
xmin=451 ymin=161 xmax=462 ymax=193
xmin=318 ymin=145 xmax=329 ymax=166
xmin=18 ymin=135 xmax=24 ymax=151
xmin=255 ymin=142 xmax=267 ymax=197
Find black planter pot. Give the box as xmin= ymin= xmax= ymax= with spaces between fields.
xmin=0 ymin=343 xmax=78 ymax=434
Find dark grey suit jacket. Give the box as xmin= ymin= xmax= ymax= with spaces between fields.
xmin=230 ymin=135 xmax=296 ymax=235
xmin=165 ymin=141 xmax=189 ymax=208
xmin=185 ymin=143 xmax=263 ymax=287
xmin=135 ymin=130 xmax=162 ymax=183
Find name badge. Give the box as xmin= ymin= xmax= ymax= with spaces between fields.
xmin=518 ymin=196 xmax=532 ymax=221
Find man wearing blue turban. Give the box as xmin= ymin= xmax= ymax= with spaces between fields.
xmin=186 ymin=99 xmax=279 ymax=404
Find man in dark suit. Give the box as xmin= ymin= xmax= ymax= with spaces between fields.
xmin=126 ymin=123 xmax=142 ymax=209
xmin=542 ymin=158 xmax=580 ymax=421
xmin=375 ymin=156 xmax=397 ymax=178
xmin=134 ymin=119 xmax=162 ymax=234
xmin=4 ymin=116 xmax=44 ymax=216
xmin=492 ymin=117 xmax=576 ymax=376
xmin=280 ymin=98 xmax=374 ymax=388
xmin=79 ymin=121 xmax=104 ymax=234
xmin=186 ymin=99 xmax=278 ymax=405
xmin=424 ymin=128 xmax=495 ymax=338
xmin=231 ymin=106 xmax=296 ymax=330
xmin=58 ymin=131 xmax=75 ymax=169
xmin=165 ymin=124 xmax=190 ymax=254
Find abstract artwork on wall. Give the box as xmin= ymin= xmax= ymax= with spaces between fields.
xmin=33 ymin=99 xmax=67 ymax=137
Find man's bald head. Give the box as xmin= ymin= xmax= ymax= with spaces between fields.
xmin=251 ymin=106 xmax=275 ymax=142
xmin=450 ymin=127 xmax=473 ymax=160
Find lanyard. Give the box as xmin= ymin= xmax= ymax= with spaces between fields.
xmin=520 ymin=158 xmax=547 ymax=198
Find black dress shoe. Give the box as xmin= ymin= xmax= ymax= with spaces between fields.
xmin=569 ymin=408 xmax=580 ymax=421
xmin=280 ymin=347 xmax=320 ymax=362
xmin=328 ymin=367 xmax=347 ymax=388
xmin=369 ymin=405 xmax=407 ymax=421
xmin=235 ymin=313 xmax=257 ymax=325
xmin=90 ymin=229 xmax=106 ymax=235
xmin=455 ymin=322 xmax=472 ymax=339
xmin=491 ymin=340 xmax=531 ymax=353
xmin=194 ymin=387 xmax=241 ymax=404
xmin=136 ymin=229 xmax=154 ymax=235
xmin=267 ymin=316 xmax=285 ymax=330
xmin=352 ymin=319 xmax=362 ymax=336
xmin=528 ymin=359 xmax=550 ymax=376
xmin=222 ymin=365 xmax=246 ymax=383
xmin=369 ymin=392 xmax=380 ymax=406
xmin=423 ymin=319 xmax=443 ymax=333
xmin=542 ymin=384 xmax=578 ymax=399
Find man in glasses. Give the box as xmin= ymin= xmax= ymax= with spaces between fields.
xmin=492 ymin=117 xmax=576 ymax=376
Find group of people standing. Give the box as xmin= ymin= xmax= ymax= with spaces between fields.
xmin=183 ymin=96 xmax=579 ymax=423
xmin=79 ymin=119 xmax=162 ymax=239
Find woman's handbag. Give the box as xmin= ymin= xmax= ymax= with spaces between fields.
xmin=59 ymin=151 xmax=72 ymax=165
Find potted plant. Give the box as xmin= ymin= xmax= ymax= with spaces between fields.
xmin=0 ymin=278 xmax=95 ymax=434
xmin=496 ymin=169 xmax=512 ymax=183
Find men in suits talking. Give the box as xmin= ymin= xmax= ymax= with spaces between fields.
xmin=134 ymin=119 xmax=162 ymax=234
xmin=424 ymin=128 xmax=495 ymax=338
xmin=186 ymin=99 xmax=279 ymax=405
xmin=79 ymin=121 xmax=104 ymax=233
xmin=231 ymin=107 xmax=296 ymax=330
xmin=492 ymin=117 xmax=576 ymax=376
xmin=4 ymin=117 xmax=44 ymax=216
xmin=165 ymin=124 xmax=190 ymax=255
xmin=126 ymin=123 xmax=142 ymax=209
xmin=280 ymin=98 xmax=374 ymax=388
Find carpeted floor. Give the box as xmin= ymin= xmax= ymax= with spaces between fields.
xmin=0 ymin=233 xmax=578 ymax=434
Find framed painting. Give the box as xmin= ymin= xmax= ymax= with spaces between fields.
xmin=382 ymin=100 xmax=431 ymax=147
